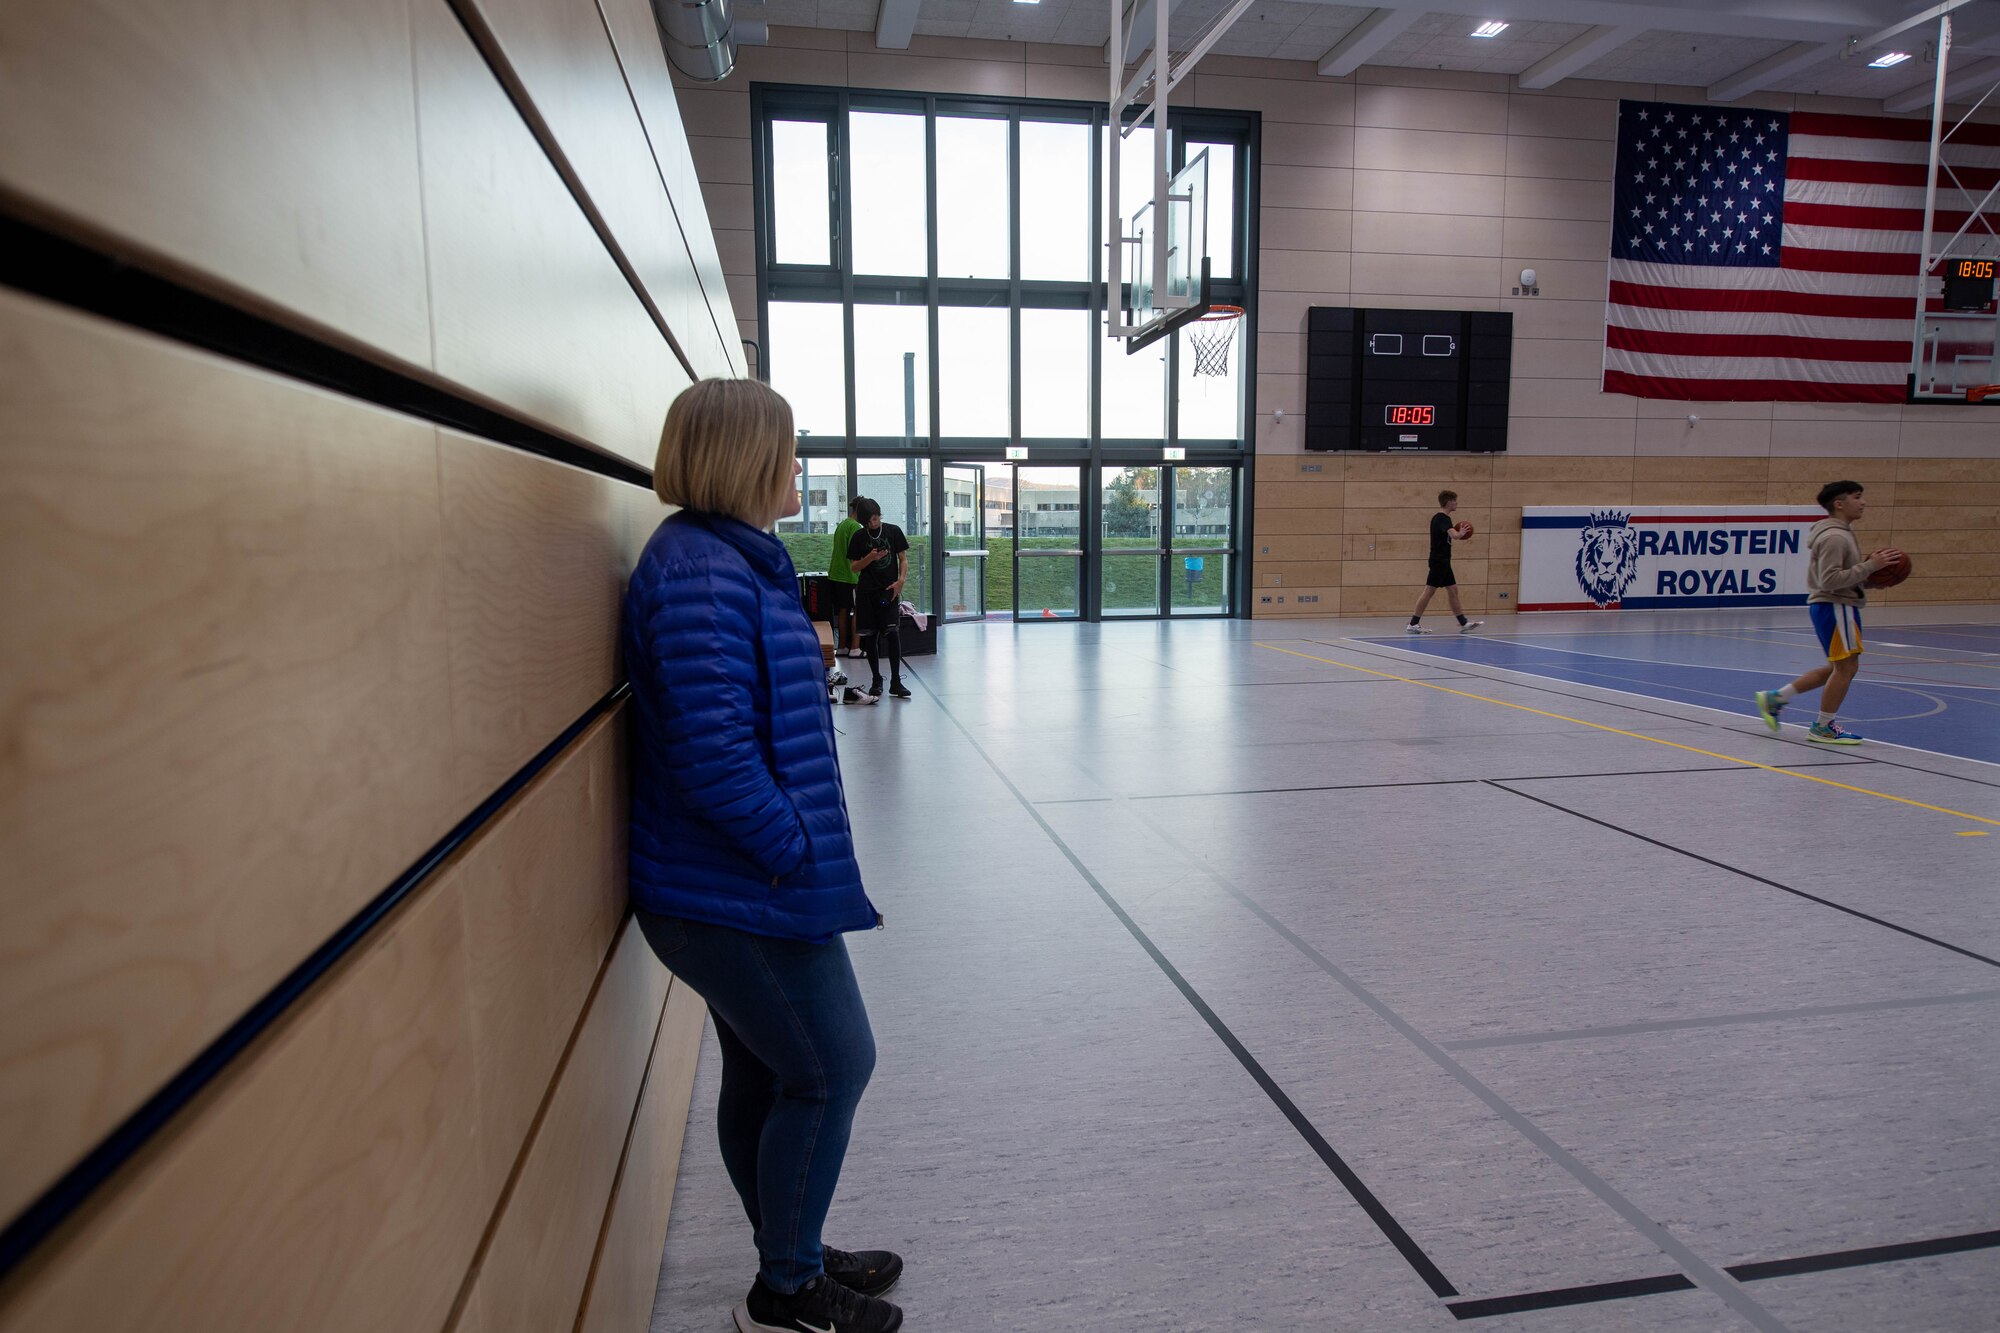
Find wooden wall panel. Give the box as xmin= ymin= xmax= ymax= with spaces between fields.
xmin=455 ymin=0 xmax=733 ymax=380
xmin=0 ymin=0 xmax=432 ymax=369
xmin=439 ymin=432 xmax=629 ymax=797
xmin=599 ymin=0 xmax=744 ymax=376
xmin=0 ymin=706 xmax=638 ymax=1333
xmin=575 ymin=977 xmax=708 ymax=1333
xmin=453 ymin=919 xmax=671 ymax=1333
xmin=0 ymin=290 xmax=460 ymax=1227
xmin=412 ymin=0 xmax=689 ymax=467
xmin=456 ymin=711 xmax=631 ymax=1190
xmin=0 ymin=813 xmax=489 ymax=1333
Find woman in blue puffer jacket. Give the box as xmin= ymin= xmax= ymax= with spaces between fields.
xmin=624 ymin=378 xmax=903 ymax=1333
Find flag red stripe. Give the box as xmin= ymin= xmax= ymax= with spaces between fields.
xmin=1787 ymin=157 xmax=2000 ymax=191
xmin=1606 ymin=325 xmax=1911 ymax=363
xmin=1606 ymin=280 xmax=1914 ymax=320
xmin=1783 ymin=201 xmax=1980 ymax=233
xmin=1789 ymin=112 xmax=2000 ymax=148
xmin=1780 ymin=246 xmax=1919 ymax=276
xmin=1602 ymin=370 xmax=1904 ymax=403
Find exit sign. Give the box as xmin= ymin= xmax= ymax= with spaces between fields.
xmin=1006 ymin=446 xmax=1029 ymax=460
xmin=1164 ymin=447 xmax=1186 ymax=460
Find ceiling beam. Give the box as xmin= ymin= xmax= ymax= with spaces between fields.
xmin=1845 ymin=0 xmax=1979 ymax=60
xmin=1884 ymin=55 xmax=2000 ymax=114
xmin=1516 ymin=24 xmax=1644 ymax=91
xmin=875 ymin=0 xmax=921 ymax=50
xmin=1707 ymin=39 xmax=1844 ymax=103
xmin=1316 ymin=7 xmax=1424 ymax=80
xmin=1107 ymin=0 xmax=1191 ymax=67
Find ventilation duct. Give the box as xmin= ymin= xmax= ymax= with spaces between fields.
xmin=653 ymin=0 xmax=740 ymax=82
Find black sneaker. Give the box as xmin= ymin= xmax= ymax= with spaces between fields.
xmin=734 ymin=1274 xmax=902 ymax=1332
xmin=842 ymin=688 xmax=878 ymax=706
xmin=887 ymin=681 xmax=912 ymax=700
xmin=825 ymin=1246 xmax=903 ymax=1298
xmin=868 ymin=680 xmax=883 ymax=700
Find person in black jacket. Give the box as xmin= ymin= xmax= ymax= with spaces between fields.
xmin=624 ymin=378 xmax=904 ymax=1333
xmin=846 ymin=497 xmax=912 ymax=700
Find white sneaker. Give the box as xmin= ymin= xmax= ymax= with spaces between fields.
xmin=1405 ymin=624 xmax=1433 ymax=634
xmin=1458 ymin=620 xmax=1484 ymax=633
xmin=842 ymin=688 xmax=878 ymax=706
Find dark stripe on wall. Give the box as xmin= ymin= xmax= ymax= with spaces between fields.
xmin=0 ymin=685 xmax=632 ymax=1281
xmin=0 ymin=213 xmax=652 ymax=490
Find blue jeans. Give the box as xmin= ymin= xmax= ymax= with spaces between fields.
xmin=636 ymin=912 xmax=877 ymax=1294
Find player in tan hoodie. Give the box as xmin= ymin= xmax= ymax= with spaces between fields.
xmin=1753 ymin=480 xmax=1904 ymax=745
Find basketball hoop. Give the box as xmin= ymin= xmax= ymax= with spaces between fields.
xmin=1187 ymin=305 xmax=1243 ymax=377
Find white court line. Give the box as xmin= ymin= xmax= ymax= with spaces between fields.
xmin=1338 ymin=638 xmax=2000 ymax=773
xmin=1416 ymin=636 xmax=2000 ymax=694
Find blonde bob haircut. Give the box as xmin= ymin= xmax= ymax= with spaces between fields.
xmin=653 ymin=378 xmax=798 ymax=525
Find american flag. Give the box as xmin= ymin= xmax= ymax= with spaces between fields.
xmin=1603 ymin=99 xmax=2000 ymax=403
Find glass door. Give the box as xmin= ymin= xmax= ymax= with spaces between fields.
xmin=941 ymin=463 xmax=988 ymax=622
xmin=1011 ymin=465 xmax=1083 ymax=620
xmin=1168 ymin=465 xmax=1235 ymax=616
xmin=1100 ymin=465 xmax=1164 ymax=617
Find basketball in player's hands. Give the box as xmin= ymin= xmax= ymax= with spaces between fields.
xmin=1456 ymin=521 xmax=1475 ymax=539
xmin=1866 ymin=548 xmax=1911 ymax=589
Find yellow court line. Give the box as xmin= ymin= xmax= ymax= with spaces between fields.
xmin=1258 ymin=641 xmax=2000 ymax=829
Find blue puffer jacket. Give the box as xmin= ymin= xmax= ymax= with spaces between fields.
xmin=623 ymin=510 xmax=879 ymax=941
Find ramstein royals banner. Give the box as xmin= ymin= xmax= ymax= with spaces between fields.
xmin=1519 ymin=506 xmax=1824 ymax=612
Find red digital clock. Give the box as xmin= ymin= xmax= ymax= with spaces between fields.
xmin=1384 ymin=404 xmax=1436 ymax=426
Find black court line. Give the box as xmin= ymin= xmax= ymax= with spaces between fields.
xmin=0 ymin=685 xmax=631 ymax=1279
xmin=1332 ymin=637 xmax=2000 ymax=792
xmin=1447 ymin=1273 xmax=1698 ymax=1319
xmin=1487 ymin=781 xmax=2000 ymax=970
xmin=910 ymin=674 xmax=1461 ymax=1299
xmin=1449 ymin=1228 xmax=2000 ymax=1320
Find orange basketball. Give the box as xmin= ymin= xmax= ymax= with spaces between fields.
xmin=1457 ymin=521 xmax=1476 ymax=538
xmin=1866 ymin=550 xmax=1911 ymax=588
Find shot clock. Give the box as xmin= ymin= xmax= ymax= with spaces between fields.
xmin=1305 ymin=308 xmax=1512 ymax=452
xmin=1941 ymin=257 xmax=1997 ymax=312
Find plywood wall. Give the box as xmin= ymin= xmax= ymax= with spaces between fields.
xmin=0 ymin=0 xmax=723 ymax=1327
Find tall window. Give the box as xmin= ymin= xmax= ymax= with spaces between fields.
xmin=754 ymin=89 xmax=1253 ymax=451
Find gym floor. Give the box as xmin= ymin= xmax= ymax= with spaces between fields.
xmin=651 ymin=607 xmax=2000 ymax=1332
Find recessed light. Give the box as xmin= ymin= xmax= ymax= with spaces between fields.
xmin=1471 ymin=21 xmax=1508 ymax=38
xmin=1869 ymin=51 xmax=1911 ymax=68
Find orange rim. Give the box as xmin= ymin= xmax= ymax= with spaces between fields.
xmin=1195 ymin=304 xmax=1245 ymax=322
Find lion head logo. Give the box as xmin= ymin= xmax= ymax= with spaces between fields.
xmin=1574 ymin=510 xmax=1639 ymax=607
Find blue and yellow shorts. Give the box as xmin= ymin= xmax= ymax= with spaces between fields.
xmin=1809 ymin=601 xmax=1863 ymax=662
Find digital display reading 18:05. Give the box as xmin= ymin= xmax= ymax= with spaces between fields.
xmin=1385 ymin=404 xmax=1436 ymax=426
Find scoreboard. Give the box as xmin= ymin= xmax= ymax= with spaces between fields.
xmin=1942 ymin=257 xmax=1996 ymax=312
xmin=1305 ymin=307 xmax=1512 ymax=453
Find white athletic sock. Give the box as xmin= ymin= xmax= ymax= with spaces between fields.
xmin=1817 ymin=712 xmax=1835 ymax=727
xmin=1776 ymin=684 xmax=1798 ymax=702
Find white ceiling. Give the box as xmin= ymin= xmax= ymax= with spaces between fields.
xmin=741 ymin=0 xmax=2000 ymax=104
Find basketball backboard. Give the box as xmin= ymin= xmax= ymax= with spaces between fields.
xmin=1122 ymin=149 xmax=1211 ymax=354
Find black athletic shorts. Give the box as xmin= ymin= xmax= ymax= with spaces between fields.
xmin=860 ymin=588 xmax=901 ymax=637
xmin=1426 ymin=559 xmax=1457 ymax=589
xmin=825 ymin=580 xmax=856 ymax=613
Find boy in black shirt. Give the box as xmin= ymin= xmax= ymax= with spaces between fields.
xmin=846 ymin=497 xmax=913 ymax=699
xmin=1408 ymin=489 xmax=1482 ymax=634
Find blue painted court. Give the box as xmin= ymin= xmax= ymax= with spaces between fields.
xmin=1363 ymin=620 xmax=2000 ymax=767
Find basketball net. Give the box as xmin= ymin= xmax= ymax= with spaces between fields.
xmin=1188 ymin=305 xmax=1242 ymax=378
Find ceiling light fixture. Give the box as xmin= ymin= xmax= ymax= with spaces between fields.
xmin=1868 ymin=51 xmax=1911 ymax=68
xmin=1471 ymin=21 xmax=1508 ymax=38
